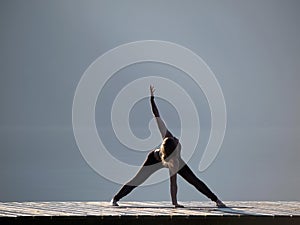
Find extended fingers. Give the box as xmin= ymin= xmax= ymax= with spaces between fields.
xmin=150 ymin=85 xmax=155 ymax=95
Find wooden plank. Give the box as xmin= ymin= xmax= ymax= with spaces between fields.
xmin=0 ymin=201 xmax=299 ymax=217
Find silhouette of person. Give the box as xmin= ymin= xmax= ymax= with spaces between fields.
xmin=111 ymin=85 xmax=226 ymax=208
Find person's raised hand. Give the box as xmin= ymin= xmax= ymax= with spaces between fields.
xmin=150 ymin=85 xmax=155 ymax=97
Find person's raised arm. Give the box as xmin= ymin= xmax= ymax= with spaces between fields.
xmin=150 ymin=85 xmax=173 ymax=138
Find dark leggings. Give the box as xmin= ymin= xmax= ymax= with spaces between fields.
xmin=113 ymin=151 xmax=218 ymax=202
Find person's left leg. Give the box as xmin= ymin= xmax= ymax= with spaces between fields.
xmin=112 ymin=151 xmax=163 ymax=205
xmin=113 ymin=164 xmax=163 ymax=202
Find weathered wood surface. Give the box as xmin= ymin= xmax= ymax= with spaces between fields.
xmin=0 ymin=201 xmax=299 ymax=217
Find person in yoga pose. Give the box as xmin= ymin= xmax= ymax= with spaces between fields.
xmin=111 ymin=85 xmax=226 ymax=208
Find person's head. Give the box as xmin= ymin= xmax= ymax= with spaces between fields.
xmin=160 ymin=137 xmax=179 ymax=162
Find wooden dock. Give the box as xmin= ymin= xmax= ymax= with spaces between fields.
xmin=0 ymin=201 xmax=299 ymax=224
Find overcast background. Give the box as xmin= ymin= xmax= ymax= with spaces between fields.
xmin=0 ymin=0 xmax=299 ymax=202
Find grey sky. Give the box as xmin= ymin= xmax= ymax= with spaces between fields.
xmin=0 ymin=0 xmax=299 ymax=201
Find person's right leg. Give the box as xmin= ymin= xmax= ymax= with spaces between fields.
xmin=178 ymin=164 xmax=218 ymax=201
xmin=177 ymin=159 xmax=226 ymax=207
xmin=112 ymin=151 xmax=163 ymax=205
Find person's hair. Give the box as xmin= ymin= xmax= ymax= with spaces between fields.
xmin=160 ymin=137 xmax=180 ymax=169
xmin=161 ymin=137 xmax=177 ymax=161
xmin=160 ymin=137 xmax=180 ymax=171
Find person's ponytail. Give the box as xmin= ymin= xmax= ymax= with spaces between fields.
xmin=160 ymin=137 xmax=180 ymax=173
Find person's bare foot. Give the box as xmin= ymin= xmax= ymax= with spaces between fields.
xmin=174 ymin=204 xmax=184 ymax=208
xmin=216 ymin=199 xmax=226 ymax=208
xmin=110 ymin=198 xmax=119 ymax=206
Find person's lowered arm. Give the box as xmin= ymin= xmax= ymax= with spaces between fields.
xmin=170 ymin=173 xmax=184 ymax=208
